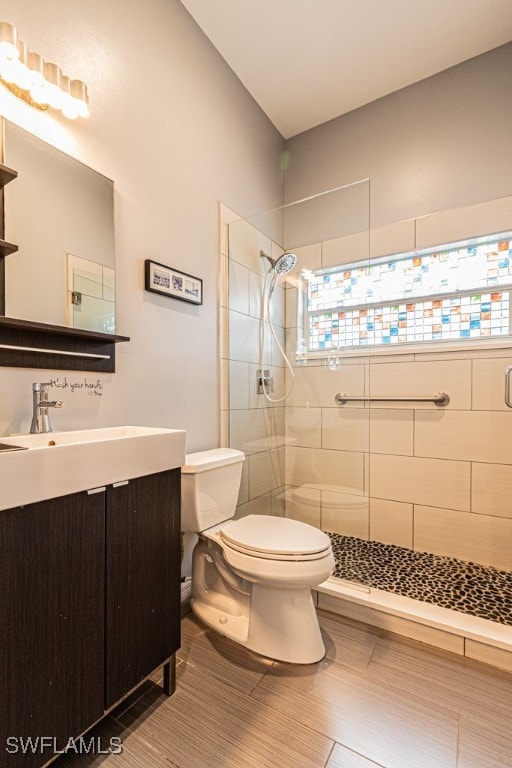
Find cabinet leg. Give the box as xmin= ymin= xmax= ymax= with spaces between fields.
xmin=163 ymin=655 xmax=176 ymax=696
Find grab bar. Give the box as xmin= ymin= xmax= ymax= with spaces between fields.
xmin=334 ymin=392 xmax=450 ymax=406
xmin=505 ymin=366 xmax=512 ymax=408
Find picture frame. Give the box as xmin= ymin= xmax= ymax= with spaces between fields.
xmin=144 ymin=259 xmax=203 ymax=305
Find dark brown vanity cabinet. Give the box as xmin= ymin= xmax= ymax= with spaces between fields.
xmin=105 ymin=470 xmax=181 ymax=707
xmin=0 ymin=469 xmax=181 ymax=767
xmin=0 ymin=492 xmax=105 ymax=768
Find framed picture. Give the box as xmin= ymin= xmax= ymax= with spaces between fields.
xmin=144 ymin=259 xmax=203 ymax=305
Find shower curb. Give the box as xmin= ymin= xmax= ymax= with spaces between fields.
xmin=315 ymin=578 xmax=512 ymax=674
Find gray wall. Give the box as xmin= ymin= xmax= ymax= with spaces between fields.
xmin=0 ymin=0 xmax=284 ymax=448
xmin=285 ymin=43 xmax=512 ymax=227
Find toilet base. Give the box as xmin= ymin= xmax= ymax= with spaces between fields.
xmin=192 ymin=582 xmax=326 ymax=664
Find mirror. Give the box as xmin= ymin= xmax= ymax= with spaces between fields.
xmin=2 ymin=120 xmax=116 ymax=334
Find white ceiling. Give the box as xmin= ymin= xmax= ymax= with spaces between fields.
xmin=180 ymin=0 xmax=512 ymax=138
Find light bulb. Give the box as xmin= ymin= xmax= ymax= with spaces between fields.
xmin=0 ymin=22 xmax=18 ymax=63
xmin=43 ymin=61 xmax=64 ymax=109
xmin=60 ymin=74 xmax=79 ymax=119
xmin=10 ymin=39 xmax=31 ymax=90
xmin=27 ymin=50 xmax=45 ymax=89
xmin=71 ymin=79 xmax=89 ymax=118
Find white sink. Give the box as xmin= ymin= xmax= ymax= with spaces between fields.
xmin=0 ymin=426 xmax=186 ymax=512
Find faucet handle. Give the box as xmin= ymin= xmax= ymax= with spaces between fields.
xmin=32 ymin=381 xmax=53 ymax=392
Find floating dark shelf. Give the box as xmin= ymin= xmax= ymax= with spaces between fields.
xmin=0 ymin=162 xmax=17 ymax=188
xmin=0 ymin=316 xmax=130 ymax=372
xmin=0 ymin=238 xmax=18 ymax=258
xmin=0 ymin=315 xmax=130 ymax=342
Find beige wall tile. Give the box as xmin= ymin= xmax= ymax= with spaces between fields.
xmin=248 ymin=447 xmax=284 ymax=499
xmin=269 ymin=407 xmax=286 ymax=448
xmin=414 ymin=505 xmax=512 ymax=570
xmin=322 ymin=231 xmax=369 ymax=269
xmin=285 ymin=286 xmax=298 ymax=329
xmin=248 ymin=269 xmax=264 ymax=319
xmin=220 ymin=359 xmax=228 ymax=412
xmin=415 ymin=410 xmax=512 ymax=464
xmin=248 ymin=271 xmax=285 ymax=325
xmin=415 ymin=196 xmax=512 ymax=250
xmin=220 ymin=409 xmax=228 ymax=448
xmin=284 ymin=484 xmax=321 ymax=528
xmin=235 ymin=492 xmax=272 ymax=519
xmin=237 ymin=459 xmax=249 ymax=506
xmin=288 ymin=363 xmax=366 ymax=408
xmin=229 ymin=360 xmax=250 ymax=410
xmin=472 ymin=357 xmax=512 ymax=411
xmin=270 ymin=323 xmax=286 ymax=366
xmin=370 ymin=498 xmax=413 ymax=548
xmin=219 ymin=306 xmax=228 ymax=360
xmin=321 ymin=488 xmax=369 ymax=538
xmin=370 ymin=454 xmax=470 ymax=510
xmin=370 ymin=219 xmax=416 ymax=259
xmin=370 ymin=409 xmax=413 ymax=456
xmin=317 ymin=593 xmax=464 ymax=654
xmin=286 ymin=446 xmax=365 ymax=491
xmin=472 ymin=462 xmax=512 ymax=518
xmin=370 ymin=353 xmax=416 ymax=364
xmin=368 ymin=359 xmax=471 ymax=409
xmin=229 ymin=409 xmax=272 ymax=455
xmin=415 ymin=345 xmax=512 ymax=362
xmin=228 ymin=217 xmax=271 ymax=274
xmin=322 ymin=408 xmax=369 ymax=452
xmin=228 ymin=259 xmax=250 ymax=314
xmin=285 ymin=406 xmax=322 ymax=448
xmin=465 ymin=640 xmax=512 ymax=673
xmin=289 ymin=242 xmax=322 ymax=275
xmin=219 ymin=253 xmax=229 ymax=308
xmin=271 ymin=486 xmax=286 ymax=517
xmin=229 ymin=310 xmax=269 ymax=365
xmin=271 ymin=284 xmax=286 ymax=329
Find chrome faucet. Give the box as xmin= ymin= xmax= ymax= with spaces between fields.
xmin=30 ymin=382 xmax=64 ymax=434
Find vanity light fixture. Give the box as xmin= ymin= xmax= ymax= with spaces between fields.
xmin=0 ymin=21 xmax=89 ymax=119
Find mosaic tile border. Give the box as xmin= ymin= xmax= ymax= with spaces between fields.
xmin=307 ymin=235 xmax=512 ymax=350
xmin=327 ymin=532 xmax=512 ymax=626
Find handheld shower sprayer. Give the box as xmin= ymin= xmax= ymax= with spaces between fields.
xmin=259 ymin=249 xmax=298 ymax=403
xmin=260 ymin=250 xmax=297 ymax=276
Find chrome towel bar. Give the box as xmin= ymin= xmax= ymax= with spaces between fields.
xmin=334 ymin=392 xmax=450 ymax=406
xmin=0 ymin=343 xmax=110 ymax=360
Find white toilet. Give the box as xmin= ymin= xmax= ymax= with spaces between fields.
xmin=181 ymin=447 xmax=335 ymax=664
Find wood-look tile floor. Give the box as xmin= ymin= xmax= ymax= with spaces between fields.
xmin=54 ymin=609 xmax=512 ymax=768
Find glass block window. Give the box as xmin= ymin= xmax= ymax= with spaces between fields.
xmin=305 ymin=234 xmax=512 ymax=350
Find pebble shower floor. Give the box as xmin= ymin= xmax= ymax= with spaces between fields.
xmin=328 ymin=533 xmax=512 ymax=626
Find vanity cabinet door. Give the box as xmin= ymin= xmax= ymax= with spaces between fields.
xmin=105 ymin=469 xmax=181 ymax=709
xmin=0 ymin=492 xmax=105 ymax=768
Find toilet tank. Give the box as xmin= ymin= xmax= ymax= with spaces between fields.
xmin=181 ymin=448 xmax=245 ymax=532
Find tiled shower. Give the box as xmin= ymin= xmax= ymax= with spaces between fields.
xmin=219 ymin=188 xmax=512 ymax=630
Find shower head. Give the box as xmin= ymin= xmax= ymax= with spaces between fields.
xmin=260 ymin=250 xmax=297 ymax=275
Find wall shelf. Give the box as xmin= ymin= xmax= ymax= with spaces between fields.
xmin=0 ymin=316 xmax=130 ymax=372
xmin=0 ymin=238 xmax=18 ymax=257
xmin=0 ymin=162 xmax=17 ymax=187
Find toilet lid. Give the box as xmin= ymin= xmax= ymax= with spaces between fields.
xmin=220 ymin=515 xmax=331 ymax=558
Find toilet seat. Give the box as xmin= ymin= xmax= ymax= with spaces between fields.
xmin=219 ymin=515 xmax=332 ymax=561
